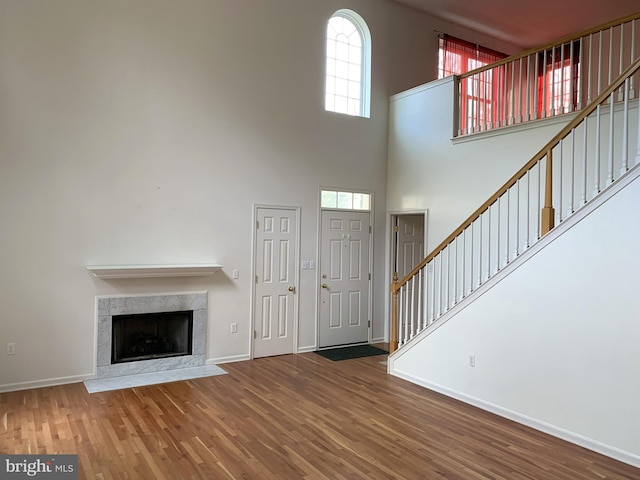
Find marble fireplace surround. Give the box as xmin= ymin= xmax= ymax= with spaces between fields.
xmin=96 ymin=292 xmax=207 ymax=379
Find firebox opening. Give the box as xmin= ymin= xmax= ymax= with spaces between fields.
xmin=111 ymin=310 xmax=194 ymax=364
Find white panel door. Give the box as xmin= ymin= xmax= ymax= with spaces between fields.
xmin=396 ymin=214 xmax=425 ymax=277
xmin=253 ymin=207 xmax=298 ymax=358
xmin=319 ymin=210 xmax=370 ymax=348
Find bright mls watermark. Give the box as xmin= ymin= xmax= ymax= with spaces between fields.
xmin=0 ymin=455 xmax=77 ymax=479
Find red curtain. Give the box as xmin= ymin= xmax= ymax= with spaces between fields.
xmin=439 ymin=35 xmax=507 ymax=133
xmin=438 ymin=35 xmax=507 ymax=79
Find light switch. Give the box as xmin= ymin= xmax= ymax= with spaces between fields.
xmin=232 ymin=269 xmax=239 ymax=279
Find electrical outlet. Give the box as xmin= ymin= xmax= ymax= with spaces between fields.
xmin=230 ymin=323 xmax=238 ymax=334
xmin=468 ymin=354 xmax=475 ymax=367
xmin=7 ymin=343 xmax=16 ymax=355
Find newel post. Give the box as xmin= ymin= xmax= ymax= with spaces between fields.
xmin=541 ymin=149 xmax=555 ymax=236
xmin=390 ymin=273 xmax=399 ymax=353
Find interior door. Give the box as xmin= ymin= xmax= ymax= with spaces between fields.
xmin=253 ymin=207 xmax=298 ymax=358
xmin=319 ymin=210 xmax=371 ymax=348
xmin=396 ymin=214 xmax=425 ymax=278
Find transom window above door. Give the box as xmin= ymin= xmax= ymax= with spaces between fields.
xmin=321 ymin=189 xmax=370 ymax=210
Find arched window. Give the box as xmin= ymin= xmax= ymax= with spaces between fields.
xmin=325 ymin=10 xmax=371 ymax=118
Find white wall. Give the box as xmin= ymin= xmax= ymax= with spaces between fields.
xmin=0 ymin=0 xmax=516 ymax=389
xmin=389 ymin=170 xmax=640 ymax=466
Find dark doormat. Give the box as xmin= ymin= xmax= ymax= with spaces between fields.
xmin=314 ymin=345 xmax=388 ymax=361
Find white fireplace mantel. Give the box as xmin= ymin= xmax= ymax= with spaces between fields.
xmin=86 ymin=264 xmax=224 ymax=279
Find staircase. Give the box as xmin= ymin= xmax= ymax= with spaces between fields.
xmin=390 ymin=14 xmax=640 ymax=353
xmin=387 ymin=13 xmax=640 ymax=468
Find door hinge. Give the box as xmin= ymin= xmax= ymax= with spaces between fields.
xmin=368 ymin=273 xmax=371 ymax=280
xmin=255 ymin=274 xmax=259 ymax=283
xmin=256 ymin=220 xmax=260 ymax=229
xmin=369 ymin=225 xmax=372 ymax=234
xmin=394 ymin=225 xmax=399 ymax=233
xmin=368 ymin=321 xmax=371 ymax=328
xmin=254 ymin=330 xmax=257 ymax=339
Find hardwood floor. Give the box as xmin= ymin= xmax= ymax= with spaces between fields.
xmin=1 ymin=352 xmax=639 ymax=479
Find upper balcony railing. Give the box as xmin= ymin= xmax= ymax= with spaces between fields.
xmin=456 ymin=13 xmax=640 ymax=136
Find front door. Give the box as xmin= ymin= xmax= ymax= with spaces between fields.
xmin=253 ymin=207 xmax=298 ymax=358
xmin=319 ymin=210 xmax=371 ymax=348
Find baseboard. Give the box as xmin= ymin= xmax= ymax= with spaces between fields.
xmin=0 ymin=373 xmax=96 ymax=394
xmin=296 ymin=345 xmax=317 ymax=354
xmin=207 ymin=354 xmax=250 ymax=365
xmin=391 ymin=368 xmax=640 ymax=469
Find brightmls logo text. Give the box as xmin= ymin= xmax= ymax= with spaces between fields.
xmin=0 ymin=455 xmax=77 ymax=479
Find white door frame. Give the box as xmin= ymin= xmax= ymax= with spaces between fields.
xmin=250 ymin=204 xmax=301 ymax=359
xmin=317 ymin=188 xmax=374 ymax=350
xmin=384 ymin=210 xmax=428 ymax=343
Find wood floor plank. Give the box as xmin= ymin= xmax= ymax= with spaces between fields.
xmin=1 ymin=351 xmax=639 ymax=479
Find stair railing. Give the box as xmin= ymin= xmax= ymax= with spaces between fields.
xmin=456 ymin=12 xmax=640 ymax=136
xmin=391 ymin=57 xmax=640 ymax=353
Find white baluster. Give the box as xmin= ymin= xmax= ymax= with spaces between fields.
xmin=577 ymin=38 xmax=583 ymax=110
xmin=461 ymin=228 xmax=466 ymax=301
xmin=558 ymin=141 xmax=563 ymax=224
xmin=542 ymin=49 xmax=548 ymax=118
xmin=484 ymin=71 xmax=490 ymax=130
xmin=636 ymin=82 xmax=640 ymax=165
xmin=535 ymin=162 xmax=541 ymax=241
xmin=622 ymin=78 xmax=634 ymax=173
xmin=531 ymin=58 xmax=544 ymax=119
xmin=514 ymin=179 xmax=520 ymax=258
xmin=409 ymin=277 xmax=415 ymax=339
xmin=418 ymin=268 xmax=424 ymax=331
xmin=526 ymin=55 xmax=532 ymax=121
xmin=444 ymin=245 xmax=450 ymax=312
xmin=477 ymin=212 xmax=483 ymax=287
xmin=398 ymin=287 xmax=403 ymax=346
xmin=429 ymin=260 xmax=436 ymax=323
xmin=619 ymin=23 xmax=625 ymax=101
xmin=587 ymin=34 xmax=593 ymax=103
xmin=510 ymin=63 xmax=516 ymax=125
xmin=504 ymin=188 xmax=510 ymax=266
xmin=403 ymin=285 xmax=409 ymax=344
xmin=582 ymin=117 xmax=588 ymax=205
xmin=486 ymin=206 xmax=491 ymax=280
xmin=496 ymin=198 xmax=501 ymax=273
xmin=524 ymin=173 xmax=530 ymax=249
xmin=597 ymin=32 xmax=603 ymax=96
xmin=452 ymin=237 xmax=457 ymax=306
xmin=469 ymin=220 xmax=474 ymax=295
xmin=631 ymin=21 xmax=636 ymax=99
xmin=518 ymin=58 xmax=523 ymax=123
xmin=607 ymin=92 xmax=615 ymax=186
xmin=569 ymin=129 xmax=575 ymax=217
xmin=594 ymin=105 xmax=602 ymax=196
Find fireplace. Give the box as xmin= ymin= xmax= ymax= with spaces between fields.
xmin=96 ymin=292 xmax=207 ymax=379
xmin=112 ymin=310 xmax=194 ymax=364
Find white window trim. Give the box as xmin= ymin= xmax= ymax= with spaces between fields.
xmin=325 ymin=9 xmax=371 ymax=118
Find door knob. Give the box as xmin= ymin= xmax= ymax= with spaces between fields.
xmin=288 ymin=286 xmax=295 ymax=292
xmin=322 ymin=283 xmax=328 ymax=289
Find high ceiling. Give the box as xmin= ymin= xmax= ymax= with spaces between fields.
xmin=394 ymin=0 xmax=639 ymax=49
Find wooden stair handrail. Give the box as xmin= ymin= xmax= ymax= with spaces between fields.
xmin=394 ymin=56 xmax=640 ymax=292
xmin=459 ymin=12 xmax=640 ymax=80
